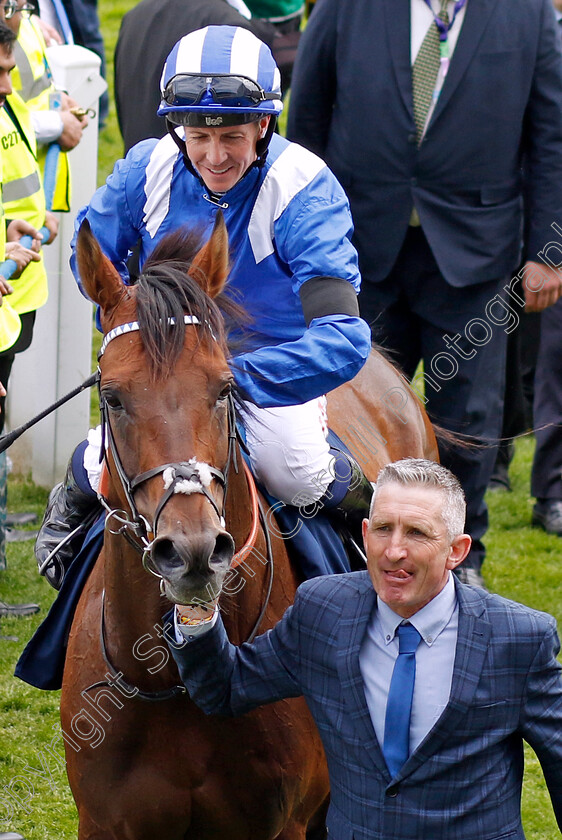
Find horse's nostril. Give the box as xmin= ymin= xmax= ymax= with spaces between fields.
xmin=151 ymin=538 xmax=184 ymax=573
xmin=210 ymin=532 xmax=235 ymax=568
xmin=149 ymin=532 xmax=234 ymax=577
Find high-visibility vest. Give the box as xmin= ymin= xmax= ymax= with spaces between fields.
xmin=0 ymin=157 xmax=23 ymax=353
xmin=0 ymin=91 xmax=47 ymax=316
xmin=11 ymin=15 xmax=71 ymax=212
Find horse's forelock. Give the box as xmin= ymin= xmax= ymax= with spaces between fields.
xmin=135 ymin=228 xmax=228 ymax=379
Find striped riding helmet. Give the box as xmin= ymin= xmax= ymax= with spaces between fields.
xmin=158 ymin=26 xmax=283 ymax=127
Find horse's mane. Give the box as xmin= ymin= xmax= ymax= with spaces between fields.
xmin=134 ymin=226 xmax=248 ymax=380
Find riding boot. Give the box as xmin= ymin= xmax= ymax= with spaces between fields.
xmin=35 ymin=446 xmax=100 ymax=590
xmin=321 ymin=451 xmax=373 ymax=568
xmin=330 ymin=453 xmax=373 ymax=529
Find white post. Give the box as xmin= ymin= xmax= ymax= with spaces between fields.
xmin=6 ymin=45 xmax=106 ymax=487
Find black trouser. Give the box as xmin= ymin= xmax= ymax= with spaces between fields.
xmin=531 ymin=297 xmax=562 ymax=501
xmin=0 ymin=310 xmax=36 ymax=434
xmin=493 ymin=307 xmax=540 ymax=475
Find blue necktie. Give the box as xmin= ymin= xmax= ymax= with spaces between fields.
xmin=383 ymin=622 xmax=422 ymax=777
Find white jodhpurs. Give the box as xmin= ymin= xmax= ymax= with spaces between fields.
xmin=81 ymin=397 xmax=336 ymax=505
xmin=242 ymin=396 xmax=335 ymax=505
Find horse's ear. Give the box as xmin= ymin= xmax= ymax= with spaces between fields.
xmin=188 ymin=211 xmax=229 ymax=299
xmin=77 ymin=219 xmax=129 ymax=314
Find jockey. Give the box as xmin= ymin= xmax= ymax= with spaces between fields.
xmin=35 ymin=25 xmax=374 ymax=588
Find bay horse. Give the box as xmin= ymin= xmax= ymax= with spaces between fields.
xmin=61 ymin=216 xmax=438 ymax=840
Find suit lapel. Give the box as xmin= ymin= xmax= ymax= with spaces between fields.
xmin=383 ymin=0 xmax=415 ymax=118
xmin=397 ymin=581 xmax=492 ymax=779
xmin=427 ymin=0 xmax=500 ymax=132
xmin=335 ymin=574 xmax=389 ymax=777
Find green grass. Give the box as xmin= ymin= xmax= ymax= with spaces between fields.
xmin=0 ymin=2 xmax=561 ymax=837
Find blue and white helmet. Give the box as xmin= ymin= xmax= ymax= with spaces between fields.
xmin=158 ymin=26 xmax=283 ymax=128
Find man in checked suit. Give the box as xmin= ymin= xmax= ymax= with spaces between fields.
xmin=286 ymin=0 xmax=562 ymax=586
xmin=167 ymin=459 xmax=562 ymax=840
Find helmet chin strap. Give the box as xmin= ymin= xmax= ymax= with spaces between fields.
xmin=254 ymin=115 xmax=276 ymax=165
xmin=167 ymin=120 xmax=200 ymax=179
xmin=166 ymin=116 xmax=277 ymax=192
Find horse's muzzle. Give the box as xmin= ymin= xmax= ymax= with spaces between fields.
xmin=146 ymin=528 xmax=235 ymax=601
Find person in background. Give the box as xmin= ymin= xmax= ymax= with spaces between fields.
xmin=0 ymin=22 xmax=43 ymax=618
xmin=27 ymin=0 xmax=107 ymax=127
xmin=2 ymin=0 xmax=88 ymax=214
xmin=287 ymin=0 xmax=562 ymax=587
xmin=244 ymin=0 xmax=302 ymax=34
xmin=0 ymin=19 xmax=55 ymax=613
xmin=527 ymin=0 xmax=562 ymax=536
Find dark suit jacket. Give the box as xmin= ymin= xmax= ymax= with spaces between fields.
xmin=170 ymin=573 xmax=562 ymax=840
xmin=286 ymin=0 xmax=562 ymax=289
xmin=114 ymin=0 xmax=277 ymax=153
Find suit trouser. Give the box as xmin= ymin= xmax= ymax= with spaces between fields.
xmin=531 ymin=297 xmax=562 ymax=501
xmin=359 ymin=228 xmax=508 ymax=570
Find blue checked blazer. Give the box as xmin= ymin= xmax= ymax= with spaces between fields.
xmin=169 ymin=573 xmax=562 ymax=839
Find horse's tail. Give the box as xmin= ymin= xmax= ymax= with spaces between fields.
xmin=431 ymin=423 xmax=537 ymax=456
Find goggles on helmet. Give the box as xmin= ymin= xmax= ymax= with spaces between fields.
xmin=163 ymin=73 xmax=280 ymax=110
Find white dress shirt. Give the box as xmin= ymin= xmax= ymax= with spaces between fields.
xmin=359 ymin=572 xmax=458 ymax=757
xmin=175 ymin=605 xmax=219 ymax=643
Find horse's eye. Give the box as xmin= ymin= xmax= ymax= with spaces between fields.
xmin=217 ymin=382 xmax=232 ymax=402
xmin=103 ymin=391 xmax=124 ymax=411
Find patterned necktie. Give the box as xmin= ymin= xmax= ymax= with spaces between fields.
xmin=383 ymin=622 xmax=422 ymax=777
xmin=412 ymin=0 xmax=450 ymax=143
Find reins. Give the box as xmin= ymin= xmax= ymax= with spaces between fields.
xmin=0 ymin=371 xmax=100 ymax=454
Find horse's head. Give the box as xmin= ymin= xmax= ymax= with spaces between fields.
xmin=77 ymin=215 xmax=239 ymax=606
